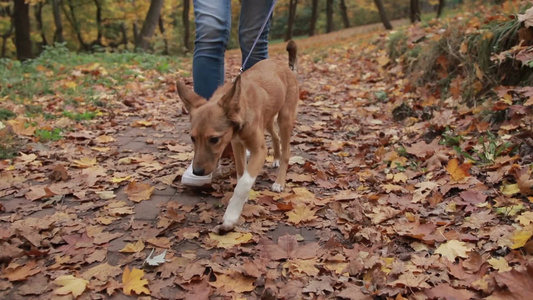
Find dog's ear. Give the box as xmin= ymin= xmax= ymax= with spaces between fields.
xmin=219 ymin=75 xmax=244 ymax=128
xmin=176 ymin=81 xmax=207 ymax=113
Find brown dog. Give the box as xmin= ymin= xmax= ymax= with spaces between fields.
xmin=177 ymin=41 xmax=298 ymax=233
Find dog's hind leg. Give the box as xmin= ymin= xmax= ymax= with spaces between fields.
xmin=272 ymin=109 xmax=296 ymax=192
xmin=267 ymin=116 xmax=281 ymax=168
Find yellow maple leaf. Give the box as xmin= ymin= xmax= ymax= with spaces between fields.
xmin=435 ymin=240 xmax=472 ymax=262
xmin=94 ymin=135 xmax=116 ymax=144
xmin=284 ymin=187 xmax=317 ymax=204
xmin=517 ymin=211 xmax=533 ymax=226
xmin=209 ymin=271 xmax=255 ymax=293
xmin=501 ymin=183 xmax=520 ymax=196
xmin=122 ymin=267 xmax=150 ymax=295
xmin=207 ymin=232 xmax=253 ymax=249
xmin=111 ymin=175 xmax=132 ymax=183
xmin=446 ymin=158 xmax=471 ymax=181
xmin=510 ymin=226 xmax=533 ymax=249
xmin=286 ymin=204 xmax=317 ymax=224
xmin=119 ymin=240 xmax=145 ymax=253
xmin=125 ymin=181 xmax=154 ymax=202
xmin=487 ymin=257 xmax=512 ymax=272
xmin=71 ymin=157 xmax=97 ymax=168
xmin=282 ymin=259 xmax=320 ymax=276
xmin=53 ymin=275 xmax=88 ymax=298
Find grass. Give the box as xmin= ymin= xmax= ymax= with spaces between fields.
xmin=0 ymin=43 xmax=184 ymax=106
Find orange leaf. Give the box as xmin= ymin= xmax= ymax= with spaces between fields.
xmin=125 ymin=181 xmax=154 ymax=202
xmin=446 ymin=158 xmax=471 ymax=181
xmin=2 ymin=261 xmax=41 ymax=282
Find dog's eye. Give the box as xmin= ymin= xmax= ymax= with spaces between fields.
xmin=191 ymin=136 xmax=196 ymax=143
xmin=209 ymin=137 xmax=219 ymax=144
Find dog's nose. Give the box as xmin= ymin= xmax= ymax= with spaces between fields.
xmin=193 ymin=167 xmax=205 ymax=176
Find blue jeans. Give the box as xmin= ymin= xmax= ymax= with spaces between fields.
xmin=192 ymin=0 xmax=274 ymax=99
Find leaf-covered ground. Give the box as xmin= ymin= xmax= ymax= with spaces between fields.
xmin=1 ymin=15 xmax=533 ymax=300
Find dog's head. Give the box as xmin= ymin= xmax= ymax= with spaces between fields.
xmin=176 ymin=76 xmax=244 ymax=176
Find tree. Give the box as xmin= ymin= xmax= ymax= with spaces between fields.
xmin=326 ymin=0 xmax=333 ymax=33
xmin=339 ymin=0 xmax=350 ymax=29
xmin=1 ymin=2 xmax=13 ymax=58
xmin=63 ymin=0 xmax=89 ymax=50
xmin=136 ymin=0 xmax=164 ymax=51
xmin=51 ymin=0 xmax=64 ymax=43
xmin=93 ymin=0 xmax=103 ymax=46
xmin=158 ymin=15 xmax=169 ymax=54
xmin=309 ymin=0 xmax=318 ymax=36
xmin=410 ymin=0 xmax=421 ymax=23
xmin=436 ymin=0 xmax=445 ymax=18
xmin=373 ymin=0 xmax=392 ymax=30
xmin=13 ymin=0 xmax=33 ymax=61
xmin=285 ymin=0 xmax=297 ymax=41
xmin=182 ymin=0 xmax=190 ymax=52
xmin=34 ymin=1 xmax=48 ymax=48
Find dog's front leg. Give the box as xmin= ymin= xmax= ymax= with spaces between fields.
xmin=214 ymin=135 xmax=267 ymax=234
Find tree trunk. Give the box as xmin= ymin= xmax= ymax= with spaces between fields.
xmin=410 ymin=0 xmax=421 ymax=23
xmin=93 ymin=0 xmax=103 ymax=46
xmin=326 ymin=0 xmax=333 ymax=33
xmin=373 ymin=0 xmax=393 ymax=30
xmin=309 ymin=0 xmax=318 ymax=36
xmin=52 ymin=0 xmax=64 ymax=43
xmin=1 ymin=4 xmax=13 ymax=58
xmin=133 ymin=22 xmax=139 ymax=46
xmin=13 ymin=0 xmax=33 ymax=61
xmin=339 ymin=0 xmax=350 ymax=28
xmin=158 ymin=15 xmax=169 ymax=54
xmin=285 ymin=0 xmax=297 ymax=41
xmin=63 ymin=0 xmax=89 ymax=50
xmin=108 ymin=22 xmax=128 ymax=49
xmin=34 ymin=2 xmax=48 ymax=47
xmin=182 ymin=0 xmax=190 ymax=52
xmin=436 ymin=0 xmax=445 ymax=18
xmin=136 ymin=0 xmax=164 ymax=51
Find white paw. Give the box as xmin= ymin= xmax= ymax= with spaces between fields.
xmin=212 ymin=223 xmax=235 ymax=235
xmin=221 ymin=207 xmax=240 ymax=229
xmin=271 ymin=183 xmax=284 ymax=192
xmin=272 ymin=160 xmax=280 ymax=168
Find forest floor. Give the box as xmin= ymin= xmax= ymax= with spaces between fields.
xmin=1 ymin=14 xmax=532 ymax=300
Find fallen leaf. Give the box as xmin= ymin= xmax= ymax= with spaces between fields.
xmin=435 ymin=240 xmax=473 ymax=262
xmin=510 ymin=226 xmax=533 ymax=249
xmin=125 ymin=181 xmax=154 ymax=202
xmin=488 ymin=257 xmax=512 ymax=272
xmin=2 ymin=261 xmax=41 ymax=282
xmin=286 ymin=204 xmax=317 ymax=224
xmin=71 ymin=157 xmax=97 ymax=168
xmin=53 ymin=275 xmax=88 ymax=298
xmin=209 ymin=271 xmax=255 ymax=293
xmin=119 ymin=240 xmax=145 ymax=253
xmin=446 ymin=158 xmax=471 ymax=181
xmin=207 ymin=232 xmax=253 ymax=249
xmin=122 ymin=267 xmax=150 ymax=295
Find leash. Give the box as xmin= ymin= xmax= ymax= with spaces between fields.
xmin=240 ymin=0 xmax=278 ymax=74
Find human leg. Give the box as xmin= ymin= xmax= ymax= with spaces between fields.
xmin=239 ymin=0 xmax=275 ymax=71
xmin=192 ymin=0 xmax=231 ymax=99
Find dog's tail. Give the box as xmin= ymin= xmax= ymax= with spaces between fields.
xmin=286 ymin=40 xmax=297 ymax=73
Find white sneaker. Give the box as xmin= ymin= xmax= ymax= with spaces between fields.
xmin=181 ymin=162 xmax=213 ymax=187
